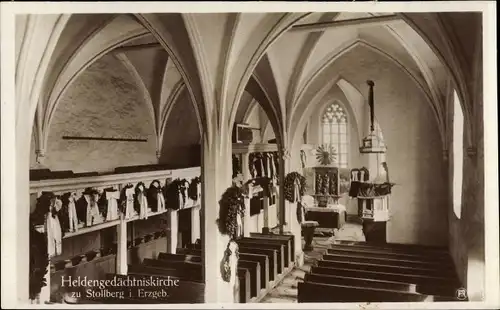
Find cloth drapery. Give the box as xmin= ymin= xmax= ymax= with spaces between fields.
xmin=47 ymin=198 xmax=63 ymax=257
xmin=124 ymin=187 xmax=135 ymax=219
xmin=105 ymin=191 xmax=120 ymax=221
xmin=84 ymin=194 xmax=102 ymax=227
xmin=67 ymin=193 xmax=79 ymax=232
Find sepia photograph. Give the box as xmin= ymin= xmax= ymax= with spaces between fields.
xmin=1 ymin=1 xmax=498 ymax=309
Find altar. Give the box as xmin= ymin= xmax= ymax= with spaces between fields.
xmin=301 ymin=165 xmax=350 ymax=234
xmin=304 ymin=205 xmax=346 ymax=231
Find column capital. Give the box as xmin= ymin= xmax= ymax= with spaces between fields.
xmin=35 ymin=149 xmax=47 ymax=167
xmin=281 ymin=148 xmax=291 ymax=160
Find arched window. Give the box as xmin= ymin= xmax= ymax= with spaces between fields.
xmin=453 ymin=90 xmax=464 ymax=219
xmin=321 ymin=102 xmax=349 ymax=168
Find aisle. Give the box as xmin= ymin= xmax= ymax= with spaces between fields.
xmin=260 ymin=216 xmax=365 ymax=303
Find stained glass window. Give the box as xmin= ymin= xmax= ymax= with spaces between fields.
xmin=321 ymin=102 xmax=349 ymax=168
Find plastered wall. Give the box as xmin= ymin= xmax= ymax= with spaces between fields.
xmin=158 ymin=90 xmax=201 ymax=168
xmin=448 ymin=78 xmax=485 ymax=299
xmin=301 ymin=45 xmax=449 ymax=246
xmin=32 ymin=54 xmax=158 ymax=173
xmin=31 ymin=54 xmax=202 ymax=172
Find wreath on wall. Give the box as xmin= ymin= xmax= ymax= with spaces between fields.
xmin=220 ymin=241 xmax=239 ymax=283
xmin=217 ymin=185 xmax=245 ymax=283
xmin=188 ymin=176 xmax=202 ymax=201
xmin=165 ymin=179 xmax=183 ymax=210
xmin=217 ymin=185 xmax=245 ymax=240
xmin=29 ymin=219 xmax=49 ymax=301
xmin=283 ymin=172 xmax=307 ymax=202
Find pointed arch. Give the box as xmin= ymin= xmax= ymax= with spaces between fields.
xmin=246 ymin=75 xmax=283 ymax=149
xmin=285 ymin=13 xmax=340 ymax=111
xmin=319 ymin=100 xmax=350 ymax=168
xmin=134 ymin=13 xmax=208 ymax=147
xmin=290 ymin=40 xmax=446 ymax=148
xmin=43 ymin=15 xmax=149 ymax=136
xmin=398 ymin=13 xmax=473 ymax=148
xmin=225 ymin=13 xmax=312 ymax=140
xmin=114 ymin=52 xmax=157 ymax=131
xmin=158 ymin=81 xmax=196 ymax=151
xmin=242 ymin=99 xmax=258 ymax=124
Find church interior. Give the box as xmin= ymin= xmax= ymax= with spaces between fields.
xmin=13 ymin=10 xmax=489 ymax=305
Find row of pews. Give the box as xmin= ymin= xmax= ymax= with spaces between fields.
xmin=298 ymin=241 xmax=467 ymax=302
xmin=79 ymin=233 xmax=295 ymax=303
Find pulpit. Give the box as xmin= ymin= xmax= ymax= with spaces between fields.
xmin=353 ymin=80 xmax=394 ymax=244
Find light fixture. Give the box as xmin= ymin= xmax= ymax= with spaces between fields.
xmin=360 ymin=80 xmax=387 ymax=154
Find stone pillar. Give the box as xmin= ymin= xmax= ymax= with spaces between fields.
xmin=274 ymin=181 xmax=281 ymax=231
xmin=243 ymin=186 xmax=252 ymax=237
xmin=39 ymin=216 xmax=51 ymax=303
xmin=202 ymin=135 xmax=238 ymax=303
xmin=191 ymin=205 xmax=201 ymax=243
xmin=34 ymin=149 xmax=48 ymax=170
xmin=241 ymin=153 xmax=250 ymax=181
xmin=262 ymin=193 xmax=270 ymax=234
xmin=166 ymin=210 xmax=178 ymax=254
xmin=116 ymin=219 xmax=128 ymax=275
xmin=278 ymin=148 xmax=289 ymax=234
xmin=288 ymin=200 xmax=304 ymax=266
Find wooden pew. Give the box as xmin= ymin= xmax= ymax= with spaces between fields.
xmin=238 ymin=268 xmax=252 ymax=303
xmin=239 ymin=260 xmax=261 ymax=297
xmin=316 ymin=259 xmax=459 ymax=279
xmin=179 ymin=243 xmax=278 ymax=301
xmin=105 ymin=273 xmax=205 ymax=303
xmin=240 ymin=254 xmax=269 ymax=291
xmin=80 ymin=272 xmax=202 ymax=304
xmin=77 ymin=274 xmax=160 ymax=304
xmin=322 ymin=252 xmax=456 ymax=271
xmin=310 ymin=266 xmax=460 ymax=288
xmin=141 ymin=259 xmax=202 ymax=281
xmin=158 ymin=252 xmax=202 ymax=263
xmin=238 ymin=246 xmax=278 ymax=281
xmin=175 ymin=248 xmax=202 ymax=256
xmin=297 ymin=281 xmax=457 ymax=302
xmin=305 ymin=273 xmax=415 ymax=293
xmin=306 ymin=270 xmax=459 ymax=298
xmin=141 ymin=258 xmax=251 ymax=303
xmin=249 ymin=233 xmax=295 ymax=262
xmin=334 ymin=240 xmax=449 ymax=254
xmin=328 ymin=247 xmax=452 ymax=263
xmin=330 ymin=244 xmax=452 ymax=261
xmin=176 ymin=248 xmax=270 ymax=291
xmin=237 ymin=240 xmax=285 ymax=273
xmin=239 ymin=237 xmax=290 ymax=268
xmin=158 ymin=252 xmax=261 ymax=298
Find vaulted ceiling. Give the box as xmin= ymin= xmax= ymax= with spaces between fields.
xmin=25 ymin=12 xmax=482 ymax=152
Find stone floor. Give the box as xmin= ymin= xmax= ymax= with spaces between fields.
xmin=260 ymin=215 xmax=365 ymax=303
